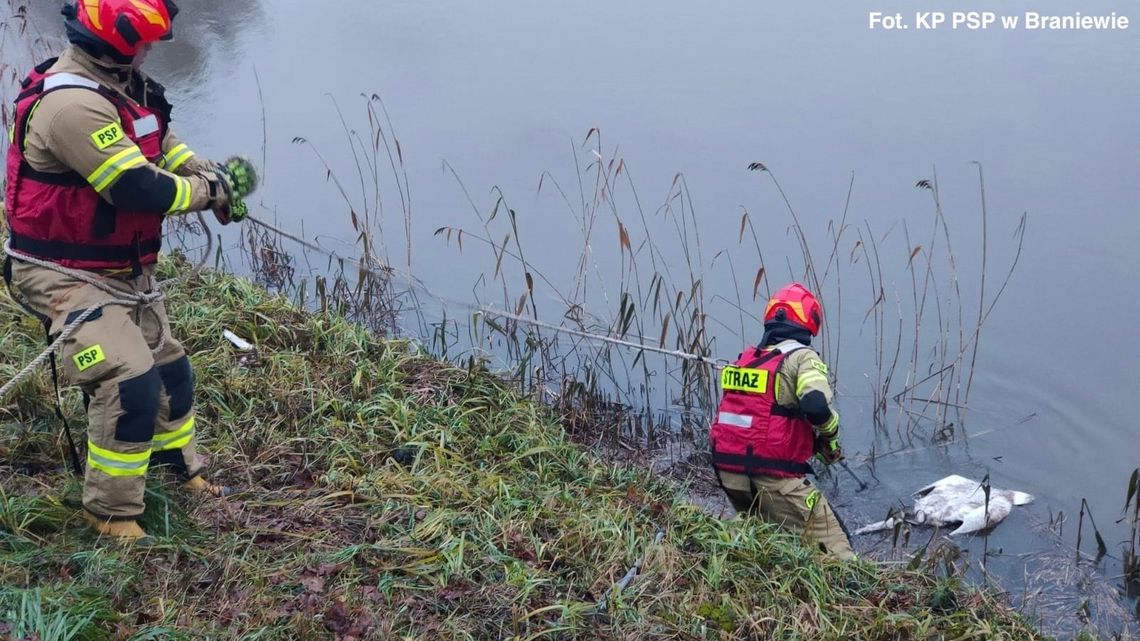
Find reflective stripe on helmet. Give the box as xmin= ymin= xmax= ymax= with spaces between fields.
xmin=764 ymin=283 xmax=823 ymax=336
xmin=75 ymin=0 xmax=175 ymax=57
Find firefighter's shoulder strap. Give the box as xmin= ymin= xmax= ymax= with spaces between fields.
xmin=743 ymin=340 xmax=806 ymax=369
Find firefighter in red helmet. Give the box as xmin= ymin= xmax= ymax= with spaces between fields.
xmin=708 ymin=283 xmax=854 ymax=559
xmin=3 ymin=0 xmax=258 ymax=542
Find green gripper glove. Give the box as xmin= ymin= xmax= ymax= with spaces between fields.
xmin=210 ymin=156 xmax=258 ymax=225
xmin=227 ymin=198 xmax=249 ymax=223
xmin=218 ymin=156 xmax=259 ymax=201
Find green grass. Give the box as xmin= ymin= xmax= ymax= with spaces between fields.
xmin=0 ymin=258 xmax=1053 ymax=640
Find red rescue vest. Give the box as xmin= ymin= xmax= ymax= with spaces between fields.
xmin=5 ymin=58 xmax=171 ymax=272
xmin=708 ymin=343 xmax=816 ymax=478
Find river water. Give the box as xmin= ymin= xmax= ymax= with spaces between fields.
xmin=4 ymin=0 xmax=1139 ymax=635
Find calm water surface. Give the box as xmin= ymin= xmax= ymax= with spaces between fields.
xmin=6 ymin=0 xmax=1139 ymax=634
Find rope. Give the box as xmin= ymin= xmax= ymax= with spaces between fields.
xmin=594 ymin=527 xmax=666 ymax=613
xmin=472 ymin=307 xmax=726 ymax=367
xmin=246 ymin=212 xmax=384 ymax=278
xmin=0 ymin=211 xmax=212 ymax=404
xmin=244 ymin=212 xmax=729 ymax=369
xmin=0 ymin=303 xmax=103 ymax=403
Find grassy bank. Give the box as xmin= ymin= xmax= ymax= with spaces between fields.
xmin=0 ymin=259 xmax=1049 ymax=640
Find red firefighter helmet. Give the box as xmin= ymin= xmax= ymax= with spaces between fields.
xmin=66 ymin=0 xmax=179 ymax=57
xmin=763 ymin=283 xmax=822 ymax=336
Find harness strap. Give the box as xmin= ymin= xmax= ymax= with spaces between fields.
xmin=11 ymin=68 xmax=136 ymax=242
xmin=710 ymin=449 xmax=814 ymax=476
xmin=14 ymin=81 xmax=118 ymax=152
xmin=738 ymin=344 xmax=808 ymax=419
xmin=709 ymin=438 xmax=760 ymax=510
xmin=16 ymin=161 xmax=87 ymax=187
xmin=8 ymin=232 xmax=160 ymax=265
xmin=742 ymin=347 xmax=786 ymax=369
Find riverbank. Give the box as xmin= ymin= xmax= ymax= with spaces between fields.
xmin=0 ymin=259 xmax=1052 ymax=640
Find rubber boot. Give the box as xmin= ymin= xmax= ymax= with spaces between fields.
xmin=82 ymin=511 xmax=152 ymax=544
xmin=184 ymin=475 xmax=231 ymax=498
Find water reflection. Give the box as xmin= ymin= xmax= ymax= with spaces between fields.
xmin=12 ymin=0 xmax=264 ymax=100
xmin=3 ymin=0 xmax=1138 ymax=634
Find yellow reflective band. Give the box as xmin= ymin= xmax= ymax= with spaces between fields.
xmin=87 ymin=441 xmax=150 ymax=477
xmin=87 ymin=147 xmax=147 ymax=192
xmin=90 ymin=121 xmax=124 ymax=150
xmin=73 ymin=344 xmax=105 ymax=372
xmin=153 ymin=417 xmax=195 ymax=452
xmin=817 ymin=413 xmax=840 ymax=435
xmin=165 ymin=175 xmax=184 ymax=213
xmin=720 ymin=366 xmax=769 ymax=394
xmin=164 ymin=176 xmax=190 ymax=214
xmin=19 ymin=100 xmax=45 ymax=144
xmin=161 ymin=144 xmax=195 ymax=172
xmin=180 ymin=177 xmax=192 ymax=210
xmin=82 ymin=0 xmax=103 ymax=30
xmin=805 ymin=489 xmax=820 ymax=511
xmin=129 ymin=0 xmax=169 ymax=29
xmin=7 ymin=122 xmax=13 ymax=144
xmin=796 ymin=371 xmax=828 ymax=397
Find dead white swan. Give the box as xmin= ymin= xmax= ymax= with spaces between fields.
xmin=853 ymin=474 xmax=1034 ymax=536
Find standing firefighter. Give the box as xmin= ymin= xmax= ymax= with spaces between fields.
xmin=708 ymin=283 xmax=854 ymax=559
xmin=3 ymin=0 xmax=258 ymax=542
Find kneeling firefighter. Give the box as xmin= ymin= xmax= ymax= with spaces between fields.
xmin=3 ymin=0 xmax=258 ymax=541
xmin=708 ymin=283 xmax=854 ymax=559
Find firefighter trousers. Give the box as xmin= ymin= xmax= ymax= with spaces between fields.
xmin=719 ymin=471 xmax=855 ymax=560
xmin=8 ymin=259 xmax=204 ymax=520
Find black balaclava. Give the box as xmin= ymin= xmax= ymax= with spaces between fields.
xmin=758 ymin=320 xmax=812 ymax=351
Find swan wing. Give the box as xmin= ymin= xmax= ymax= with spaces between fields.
xmin=948 ymin=498 xmax=1012 ymax=535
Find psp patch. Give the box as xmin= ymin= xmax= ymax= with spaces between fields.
xmin=809 ymin=360 xmax=829 ymax=375
xmin=73 ymin=344 xmax=106 ymax=372
xmin=91 ymin=122 xmax=124 ymax=150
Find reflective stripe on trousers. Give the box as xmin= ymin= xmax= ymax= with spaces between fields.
xmin=152 ymin=417 xmax=195 ymax=452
